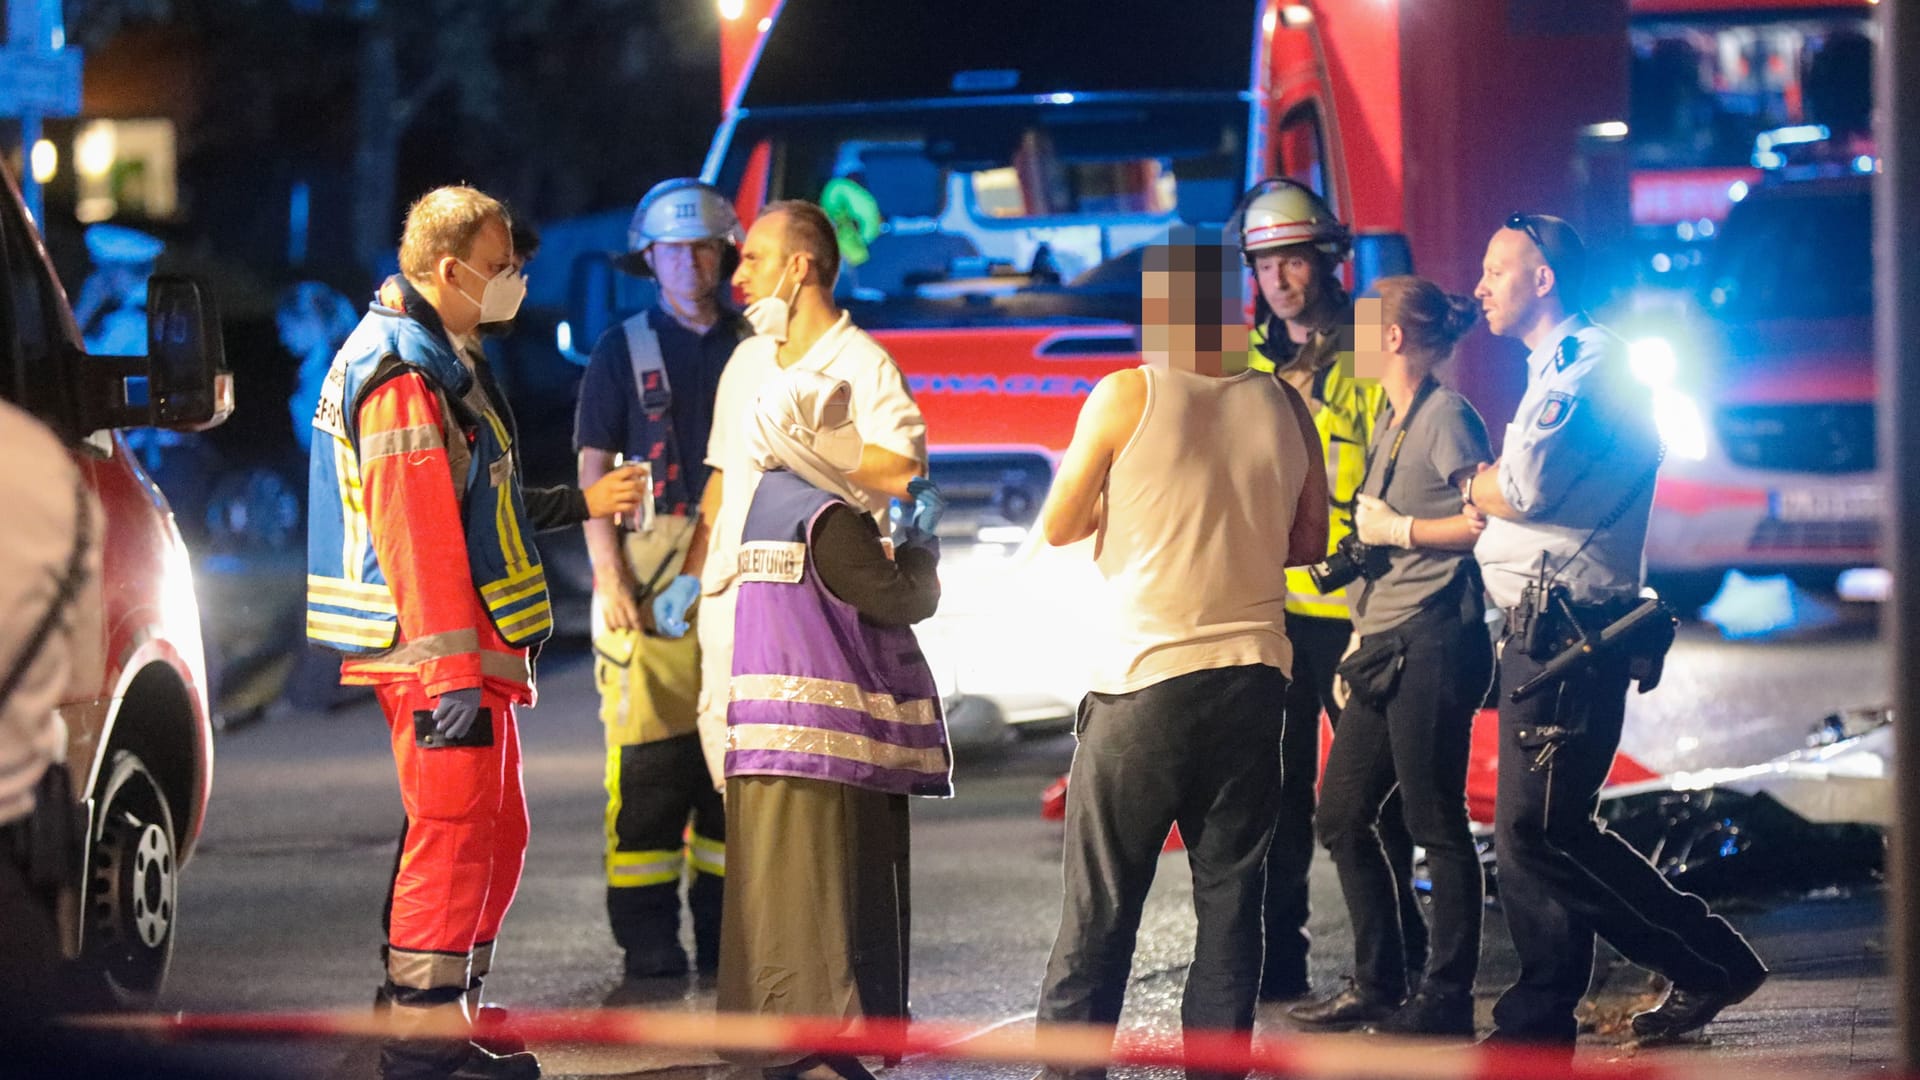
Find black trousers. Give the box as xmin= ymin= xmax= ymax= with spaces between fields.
xmin=1264 ymin=612 xmax=1425 ymax=991
xmin=1316 ymin=610 xmax=1492 ymax=1000
xmin=1038 ymin=664 xmax=1288 ymax=1080
xmin=606 ymin=733 xmax=726 ymax=967
xmin=0 ymin=835 xmax=64 ymax=1017
xmin=1490 ymin=643 xmax=1765 ymax=1043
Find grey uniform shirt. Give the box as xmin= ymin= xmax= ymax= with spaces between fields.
xmin=1475 ymin=315 xmax=1662 ymax=610
xmin=1352 ymin=384 xmax=1492 ymax=636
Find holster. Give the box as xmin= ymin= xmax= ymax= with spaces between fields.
xmin=7 ymin=765 xmax=85 ymax=900
xmin=1337 ymin=563 xmax=1484 ymax=711
xmin=1335 ymin=634 xmax=1406 ymax=710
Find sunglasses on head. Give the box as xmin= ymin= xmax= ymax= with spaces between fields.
xmin=1507 ymin=213 xmax=1553 ymax=267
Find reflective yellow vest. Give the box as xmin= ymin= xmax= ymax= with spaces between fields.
xmin=1251 ymin=313 xmax=1385 ymax=620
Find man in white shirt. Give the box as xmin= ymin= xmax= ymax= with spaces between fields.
xmin=649 ymin=200 xmax=927 ymax=785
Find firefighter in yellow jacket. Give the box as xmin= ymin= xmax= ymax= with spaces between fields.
xmin=1236 ymin=179 xmax=1425 ymax=1001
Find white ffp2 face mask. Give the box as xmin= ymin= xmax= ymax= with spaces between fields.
xmin=455 ymin=258 xmax=528 ymax=324
xmin=743 ymin=262 xmax=798 ymax=343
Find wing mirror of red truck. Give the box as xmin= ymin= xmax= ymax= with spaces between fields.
xmin=80 ymin=275 xmax=234 ymax=433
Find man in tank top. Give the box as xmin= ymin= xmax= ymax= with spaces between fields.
xmin=1031 ymin=235 xmax=1328 ymax=1080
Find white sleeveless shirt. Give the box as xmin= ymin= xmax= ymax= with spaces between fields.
xmin=1089 ymin=365 xmax=1307 ymax=694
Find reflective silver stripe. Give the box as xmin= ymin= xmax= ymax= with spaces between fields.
xmin=469 ymin=940 xmax=495 ymax=980
xmin=608 ymin=849 xmax=682 ymax=887
xmin=361 ymin=422 xmax=445 ymax=462
xmin=349 ymin=650 xmax=529 ymax=684
xmin=688 ymin=832 xmax=725 ymax=877
xmin=726 ymin=723 xmax=948 ymax=774
xmin=380 ymin=628 xmax=480 ymax=665
xmin=386 ymin=946 xmax=470 ymax=991
xmin=729 ymin=674 xmax=939 ymax=726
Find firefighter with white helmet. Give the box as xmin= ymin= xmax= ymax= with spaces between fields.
xmin=1235 ymin=178 xmax=1426 ymax=1004
xmin=575 ymin=178 xmax=748 ymax=982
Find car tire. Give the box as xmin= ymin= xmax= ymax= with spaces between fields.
xmin=80 ymin=750 xmax=179 ymax=1003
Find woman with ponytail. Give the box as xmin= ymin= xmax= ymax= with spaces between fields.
xmin=1287 ymin=276 xmax=1496 ymax=1038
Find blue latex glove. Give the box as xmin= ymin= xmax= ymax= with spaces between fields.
xmin=907 ymin=476 xmax=947 ymax=535
xmin=431 ymin=687 xmax=485 ymax=742
xmin=652 ymin=573 xmax=701 ymax=639
xmin=896 ymin=523 xmax=937 ymax=553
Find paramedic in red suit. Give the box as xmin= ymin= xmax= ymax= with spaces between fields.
xmin=306 ymin=186 xmax=644 ymax=1080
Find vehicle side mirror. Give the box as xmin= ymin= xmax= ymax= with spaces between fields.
xmin=147 ymin=275 xmax=233 ymax=428
xmin=1351 ymin=232 xmax=1414 ymax=295
xmin=79 ymin=275 xmax=234 ymax=433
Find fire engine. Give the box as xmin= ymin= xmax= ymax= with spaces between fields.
xmin=1620 ymin=0 xmax=1880 ymax=593
xmin=680 ymin=0 xmax=1629 ymax=731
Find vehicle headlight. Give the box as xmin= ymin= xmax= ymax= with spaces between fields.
xmin=1653 ymin=387 xmax=1709 ymax=461
xmin=1630 ymin=336 xmax=1678 ymax=388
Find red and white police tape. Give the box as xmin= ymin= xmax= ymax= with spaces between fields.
xmin=83 ymin=1006 xmax=1903 ymax=1080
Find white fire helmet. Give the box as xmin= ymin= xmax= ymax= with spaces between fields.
xmin=620 ymin=179 xmax=742 ymax=275
xmin=1236 ymin=178 xmax=1351 ymax=264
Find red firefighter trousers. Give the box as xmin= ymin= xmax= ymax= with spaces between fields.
xmin=377 ymin=682 xmax=528 ymax=1003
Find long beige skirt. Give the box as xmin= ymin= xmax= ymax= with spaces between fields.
xmin=717 ymin=774 xmax=911 ymax=1062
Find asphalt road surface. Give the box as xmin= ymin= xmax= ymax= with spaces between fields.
xmin=150 ymin=605 xmax=1890 ymax=1078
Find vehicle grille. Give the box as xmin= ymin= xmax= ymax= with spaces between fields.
xmin=1747 ymin=518 xmax=1879 ymax=552
xmin=1716 ymin=403 xmax=1875 ymax=474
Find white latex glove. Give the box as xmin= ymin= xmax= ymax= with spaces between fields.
xmin=1355 ymin=494 xmax=1415 ymax=549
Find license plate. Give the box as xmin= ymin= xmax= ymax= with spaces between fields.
xmin=1769 ymin=485 xmax=1884 ymax=523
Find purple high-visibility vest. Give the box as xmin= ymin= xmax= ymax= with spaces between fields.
xmin=726 ymin=469 xmax=952 ymax=797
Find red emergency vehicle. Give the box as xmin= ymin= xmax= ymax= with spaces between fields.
xmin=1621 ymin=0 xmax=1881 ymax=586
xmin=709 ymin=0 xmax=1629 ymax=457
xmin=0 ymin=165 xmax=231 ymax=999
xmin=700 ymin=0 xmax=1627 ymax=730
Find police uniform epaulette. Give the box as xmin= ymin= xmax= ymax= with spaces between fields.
xmin=1554 ymin=335 xmax=1581 ymax=373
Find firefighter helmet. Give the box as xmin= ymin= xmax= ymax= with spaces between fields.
xmin=619 ymin=179 xmax=742 ymax=275
xmin=1235 ymin=178 xmax=1350 ymax=263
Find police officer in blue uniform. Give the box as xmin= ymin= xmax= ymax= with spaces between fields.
xmin=1465 ymin=215 xmax=1766 ymax=1048
xmin=575 ymin=180 xmax=749 ymax=981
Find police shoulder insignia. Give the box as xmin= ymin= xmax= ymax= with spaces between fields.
xmin=1554 ymin=335 xmax=1582 ymax=372
xmin=1536 ymin=392 xmax=1576 ymax=430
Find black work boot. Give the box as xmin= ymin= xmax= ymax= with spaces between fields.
xmin=1287 ymin=978 xmax=1403 ymax=1030
xmin=622 ymin=943 xmax=690 ymax=980
xmin=1630 ymin=964 xmax=1768 ymax=1044
xmin=1369 ymin=986 xmax=1475 ymax=1038
xmin=380 ymin=1040 xmax=541 ymax=1080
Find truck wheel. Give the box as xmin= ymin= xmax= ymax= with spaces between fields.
xmin=82 ymin=750 xmax=178 ymax=1002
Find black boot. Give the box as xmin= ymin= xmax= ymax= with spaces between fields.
xmin=380 ymin=1040 xmax=541 ymax=1080
xmin=622 ymin=943 xmax=690 ymax=980
xmin=1368 ymin=987 xmax=1475 ymax=1038
xmin=1287 ymin=978 xmax=1402 ymax=1030
xmin=609 ymin=883 xmax=689 ymax=978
